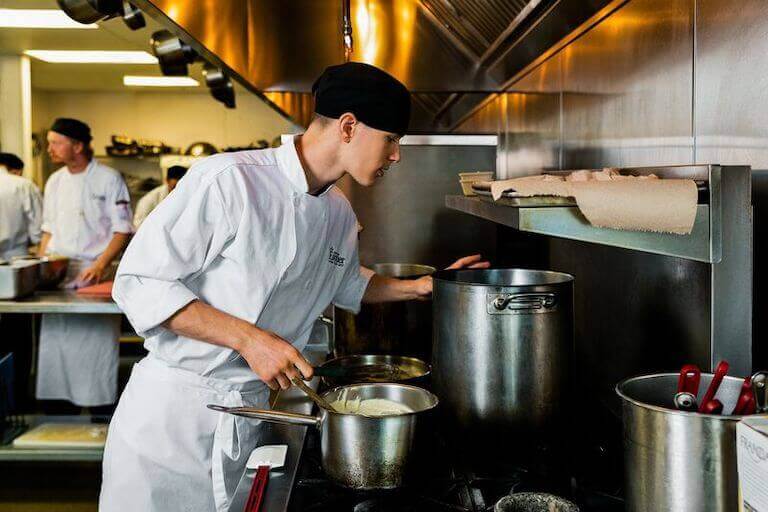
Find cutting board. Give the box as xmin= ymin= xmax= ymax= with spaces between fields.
xmin=75 ymin=280 xmax=114 ymax=297
xmin=12 ymin=423 xmax=108 ymax=449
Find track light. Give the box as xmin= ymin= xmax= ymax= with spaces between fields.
xmin=150 ymin=29 xmax=198 ymax=76
xmin=56 ymin=0 xmax=145 ymax=30
xmin=203 ymin=64 xmax=236 ymax=109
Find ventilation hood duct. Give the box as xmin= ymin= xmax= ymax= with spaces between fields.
xmin=132 ymin=0 xmax=614 ymax=131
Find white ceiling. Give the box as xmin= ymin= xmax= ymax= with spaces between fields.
xmin=0 ymin=0 xmax=208 ymax=92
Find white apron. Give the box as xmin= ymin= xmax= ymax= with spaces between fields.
xmin=99 ymin=356 xmax=269 ymax=512
xmin=36 ymin=259 xmax=120 ymax=406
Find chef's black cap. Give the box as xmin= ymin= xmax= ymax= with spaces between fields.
xmin=312 ymin=62 xmax=411 ymax=136
xmin=0 ymin=152 xmax=23 ymax=170
xmin=50 ymin=118 xmax=92 ymax=144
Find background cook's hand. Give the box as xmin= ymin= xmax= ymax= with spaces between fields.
xmin=445 ymin=254 xmax=490 ymax=270
xmin=238 ymin=328 xmax=314 ymax=391
xmin=412 ymin=254 xmax=491 ymax=300
xmin=77 ymin=262 xmax=106 ymax=286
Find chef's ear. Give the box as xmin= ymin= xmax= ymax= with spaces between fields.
xmin=338 ymin=112 xmax=358 ymax=143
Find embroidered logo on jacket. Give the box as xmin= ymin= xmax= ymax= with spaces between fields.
xmin=328 ymin=247 xmax=346 ymax=268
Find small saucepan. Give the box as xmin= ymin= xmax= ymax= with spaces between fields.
xmin=209 ymin=383 xmax=438 ymax=489
xmin=314 ymin=354 xmax=431 ymax=387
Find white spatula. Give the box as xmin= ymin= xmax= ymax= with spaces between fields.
xmin=243 ymin=445 xmax=288 ymax=512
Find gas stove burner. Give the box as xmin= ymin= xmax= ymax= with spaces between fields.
xmin=353 ymin=497 xmax=407 ymax=512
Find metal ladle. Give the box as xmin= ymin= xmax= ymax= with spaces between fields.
xmin=290 ymin=377 xmax=337 ymax=412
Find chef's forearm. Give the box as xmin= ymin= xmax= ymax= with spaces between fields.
xmin=362 ymin=274 xmax=425 ymax=303
xmin=163 ymin=300 xmax=255 ymax=352
xmin=95 ymin=232 xmax=131 ymax=269
xmin=37 ymin=232 xmax=51 ymax=256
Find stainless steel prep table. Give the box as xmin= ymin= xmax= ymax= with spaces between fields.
xmin=0 ymin=291 xmax=121 ymax=314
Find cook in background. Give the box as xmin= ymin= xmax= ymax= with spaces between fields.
xmin=132 ymin=165 xmax=187 ymax=229
xmin=36 ymin=118 xmax=133 ymax=414
xmin=99 ymin=62 xmax=488 ymax=512
xmin=0 ymin=153 xmax=42 ymax=260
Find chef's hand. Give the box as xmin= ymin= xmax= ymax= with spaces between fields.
xmin=239 ymin=328 xmax=314 ymax=391
xmin=77 ymin=262 xmax=106 ymax=286
xmin=412 ymin=254 xmax=491 ymax=301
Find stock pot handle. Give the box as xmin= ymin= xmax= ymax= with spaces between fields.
xmin=488 ymin=293 xmax=557 ymax=313
xmin=207 ymin=404 xmax=321 ymax=428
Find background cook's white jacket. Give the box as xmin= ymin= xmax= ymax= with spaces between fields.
xmin=42 ymin=159 xmax=133 ymax=259
xmin=113 ymin=137 xmax=374 ymax=382
xmin=0 ymin=167 xmax=42 ymax=260
xmin=132 ymin=183 xmax=168 ymax=229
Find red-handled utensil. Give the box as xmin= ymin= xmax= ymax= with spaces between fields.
xmin=677 ymin=364 xmax=701 ymax=395
xmin=244 ymin=466 xmax=268 ymax=512
xmin=701 ymin=399 xmax=723 ymax=415
xmin=731 ymin=376 xmax=756 ymax=415
xmin=243 ymin=445 xmax=287 ymax=512
xmin=698 ymin=361 xmax=729 ymax=413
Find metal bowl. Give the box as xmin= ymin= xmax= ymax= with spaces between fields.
xmin=318 ymin=354 xmax=431 ymax=387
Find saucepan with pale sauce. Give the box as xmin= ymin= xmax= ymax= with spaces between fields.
xmin=208 ymin=382 xmax=438 ymax=489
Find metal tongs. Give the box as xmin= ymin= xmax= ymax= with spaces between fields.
xmin=698 ymin=361 xmax=729 ymax=414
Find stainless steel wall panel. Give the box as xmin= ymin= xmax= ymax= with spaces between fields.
xmin=336 ymin=143 xmax=497 ymax=269
xmin=694 ymin=0 xmax=768 ymax=168
xmin=560 ymin=0 xmax=694 ymax=169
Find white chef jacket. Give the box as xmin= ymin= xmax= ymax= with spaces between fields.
xmin=132 ymin=183 xmax=169 ymax=229
xmin=42 ymin=159 xmax=133 ymax=260
xmin=113 ymin=136 xmax=374 ymax=382
xmin=0 ymin=167 xmax=42 ymax=260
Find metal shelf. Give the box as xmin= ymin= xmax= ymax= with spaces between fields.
xmin=446 ymin=195 xmax=715 ymax=262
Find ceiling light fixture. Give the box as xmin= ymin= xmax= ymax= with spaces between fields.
xmin=24 ymin=50 xmax=158 ymax=64
xmin=123 ymin=75 xmax=199 ymax=87
xmin=0 ymin=9 xmax=98 ymax=28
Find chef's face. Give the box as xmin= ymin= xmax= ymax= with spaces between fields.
xmin=344 ymin=122 xmax=401 ymax=187
xmin=166 ymin=178 xmax=179 ymax=192
xmin=47 ymin=131 xmax=82 ymax=164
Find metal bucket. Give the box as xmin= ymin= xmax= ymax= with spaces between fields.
xmin=431 ymin=269 xmax=574 ymax=449
xmin=334 ymin=263 xmax=435 ymax=360
xmin=616 ymin=373 xmax=767 ymax=512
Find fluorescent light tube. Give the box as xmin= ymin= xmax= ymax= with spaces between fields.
xmin=123 ymin=75 xmax=200 ymax=87
xmin=0 ymin=9 xmax=98 ymax=29
xmin=24 ymin=50 xmax=158 ymax=64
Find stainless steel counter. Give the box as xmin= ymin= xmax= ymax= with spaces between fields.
xmin=0 ymin=291 xmax=121 ymax=314
xmin=228 ymin=343 xmax=327 ymax=512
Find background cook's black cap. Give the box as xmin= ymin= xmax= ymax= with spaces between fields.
xmin=50 ymin=118 xmax=92 ymax=144
xmin=166 ymin=165 xmax=187 ymax=181
xmin=0 ymin=152 xmax=24 ymax=170
xmin=312 ymin=62 xmax=411 ymax=136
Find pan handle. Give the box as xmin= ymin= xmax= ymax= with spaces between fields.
xmin=207 ymin=404 xmax=320 ymax=428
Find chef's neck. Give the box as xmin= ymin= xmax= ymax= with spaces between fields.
xmin=293 ymin=129 xmax=344 ymax=195
xmin=64 ymin=154 xmax=91 ymax=174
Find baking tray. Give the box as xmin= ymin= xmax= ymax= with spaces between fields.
xmin=470 ymin=183 xmax=576 ymax=207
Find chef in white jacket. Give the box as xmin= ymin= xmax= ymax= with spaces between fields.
xmin=36 ymin=118 xmax=133 ymax=410
xmin=100 ymin=63 xmax=488 ymax=511
xmin=0 ymin=153 xmax=42 ymax=260
xmin=132 ymin=165 xmax=187 ymax=229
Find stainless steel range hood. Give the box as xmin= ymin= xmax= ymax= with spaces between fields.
xmin=133 ymin=0 xmax=613 ymax=131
